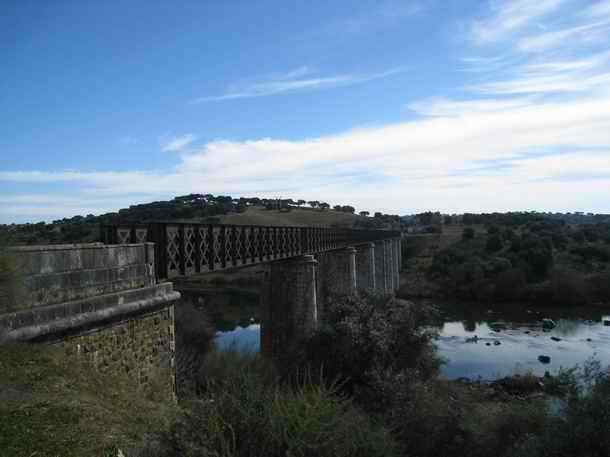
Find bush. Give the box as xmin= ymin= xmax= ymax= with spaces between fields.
xmin=511 ymin=362 xmax=610 ymax=457
xmin=463 ymin=227 xmax=475 ymax=240
xmin=486 ymin=234 xmax=503 ymax=252
xmin=141 ymin=350 xmax=397 ymax=457
xmin=494 ymin=268 xmax=528 ymax=301
xmin=549 ymin=268 xmax=591 ymax=306
xmin=174 ymin=297 xmax=216 ymax=397
xmin=289 ymin=291 xmax=440 ymax=405
xmin=0 ymin=249 xmax=20 ymax=313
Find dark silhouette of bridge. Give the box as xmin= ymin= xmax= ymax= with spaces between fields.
xmin=102 ymin=222 xmax=400 ymax=279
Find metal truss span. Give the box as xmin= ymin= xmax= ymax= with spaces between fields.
xmin=102 ymin=223 xmax=400 ymax=280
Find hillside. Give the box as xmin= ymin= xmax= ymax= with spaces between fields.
xmin=1 ymin=194 xmax=400 ymax=246
xmin=217 ymin=206 xmax=367 ymax=228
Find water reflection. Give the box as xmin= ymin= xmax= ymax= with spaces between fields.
xmin=186 ymin=288 xmax=610 ymax=381
xmin=433 ymin=301 xmax=610 ymax=380
xmin=216 ymin=324 xmax=260 ymax=352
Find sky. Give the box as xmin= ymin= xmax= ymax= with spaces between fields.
xmin=1 ymin=0 xmax=610 ymax=223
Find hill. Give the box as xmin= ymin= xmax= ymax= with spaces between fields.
xmin=0 ymin=194 xmax=399 ymax=246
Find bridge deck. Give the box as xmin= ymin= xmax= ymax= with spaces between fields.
xmin=102 ymin=222 xmax=399 ymax=280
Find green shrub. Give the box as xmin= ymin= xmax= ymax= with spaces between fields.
xmin=288 ymin=291 xmax=440 ymax=405
xmin=463 ymin=227 xmax=475 ymax=240
xmin=142 ymin=350 xmax=397 ymax=457
xmin=549 ymin=268 xmax=591 ymax=306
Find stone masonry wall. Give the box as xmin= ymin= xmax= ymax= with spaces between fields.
xmin=260 ymin=256 xmax=317 ymax=357
xmin=58 ymin=305 xmax=176 ymax=397
xmin=5 ymin=243 xmax=155 ymax=313
xmin=355 ymin=243 xmax=376 ymax=291
xmin=1 ymin=242 xmax=179 ymax=400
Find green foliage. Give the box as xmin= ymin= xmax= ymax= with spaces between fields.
xmin=142 ymin=350 xmax=397 ymax=457
xmin=486 ymin=233 xmax=503 ymax=252
xmin=0 ymin=344 xmax=176 ymax=457
xmin=510 ymin=362 xmax=610 ymax=457
xmin=289 ymin=291 xmax=440 ymax=404
xmin=463 ymin=227 xmax=475 ymax=240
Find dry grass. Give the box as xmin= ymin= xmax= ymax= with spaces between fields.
xmin=218 ymin=206 xmax=365 ymax=228
xmin=0 ymin=344 xmax=177 ymax=457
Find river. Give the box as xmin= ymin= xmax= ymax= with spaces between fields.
xmin=204 ymin=292 xmax=610 ymax=380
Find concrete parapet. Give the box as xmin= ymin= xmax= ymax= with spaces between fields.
xmin=260 ymin=255 xmax=317 ymax=357
xmin=355 ymin=243 xmax=376 ymax=291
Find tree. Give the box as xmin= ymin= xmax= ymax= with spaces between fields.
xmin=374 ymin=212 xmax=383 ymax=218
xmin=319 ymin=202 xmax=330 ymax=211
xmin=360 ymin=211 xmax=370 ymax=217
xmin=297 ymin=199 xmax=306 ymax=207
xmin=307 ymin=201 xmax=319 ymax=209
xmin=333 ymin=205 xmax=342 ymax=212
xmin=486 ymin=234 xmax=503 ymax=252
xmin=462 ymin=227 xmax=475 ymax=240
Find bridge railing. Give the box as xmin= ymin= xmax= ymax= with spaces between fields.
xmin=101 ymin=222 xmax=399 ymax=279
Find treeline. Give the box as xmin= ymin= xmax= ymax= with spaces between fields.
xmin=0 ymin=193 xmax=398 ymax=245
xmin=429 ymin=219 xmax=610 ymax=305
xmin=405 ymin=211 xmax=610 ymax=228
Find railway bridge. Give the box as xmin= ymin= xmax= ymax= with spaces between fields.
xmin=1 ymin=222 xmax=401 ymax=396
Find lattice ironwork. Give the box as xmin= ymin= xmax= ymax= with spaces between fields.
xmin=134 ymin=228 xmax=148 ymax=243
xmin=242 ymin=227 xmax=252 ymax=264
xmin=183 ymin=225 xmax=196 ymax=276
xmin=234 ymin=226 xmax=244 ymax=266
xmin=212 ymin=226 xmax=223 ymax=269
xmin=117 ymin=228 xmax=131 ymax=244
xmin=198 ymin=226 xmax=210 ymax=272
xmin=252 ymin=227 xmax=261 ymax=261
xmin=166 ymin=225 xmax=181 ymax=278
xmin=102 ymin=222 xmax=399 ymax=279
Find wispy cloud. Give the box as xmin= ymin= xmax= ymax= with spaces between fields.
xmin=328 ymin=0 xmax=423 ymax=35
xmin=472 ymin=0 xmax=564 ymax=43
xmin=192 ymin=67 xmax=407 ymax=103
xmin=2 ymin=90 xmax=610 ymax=221
xmin=517 ymin=20 xmax=610 ymax=52
xmin=160 ymin=133 xmax=198 ymax=152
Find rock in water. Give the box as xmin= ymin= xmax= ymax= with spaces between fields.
xmin=493 ymin=340 xmax=501 ymax=346
xmin=542 ymin=318 xmax=556 ymax=330
xmin=538 ymin=355 xmax=551 ymax=364
xmin=551 ymin=336 xmax=561 ymax=342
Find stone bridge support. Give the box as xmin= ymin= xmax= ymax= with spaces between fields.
xmin=0 ymin=243 xmax=180 ymax=398
xmin=355 ymin=243 xmax=376 ymax=291
xmin=260 ymin=255 xmax=318 ymax=358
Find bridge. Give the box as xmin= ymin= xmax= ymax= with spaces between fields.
xmin=1 ymin=222 xmax=402 ymax=397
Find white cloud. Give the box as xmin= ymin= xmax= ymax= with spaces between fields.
xmin=517 ymin=20 xmax=610 ymax=52
xmin=2 ymin=92 xmax=609 ymax=221
xmin=160 ymin=133 xmax=197 ymax=152
xmin=472 ymin=0 xmax=565 ymax=43
xmin=193 ymin=67 xmax=407 ymax=102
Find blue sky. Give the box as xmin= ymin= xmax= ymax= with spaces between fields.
xmin=1 ymin=0 xmax=610 ymax=223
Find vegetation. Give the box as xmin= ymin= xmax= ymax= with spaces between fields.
xmin=0 ymin=344 xmax=177 ymax=457
xmin=1 ymin=193 xmax=402 ymax=245
xmin=428 ymin=219 xmax=610 ymax=305
xmin=2 ymin=290 xmax=610 ymax=456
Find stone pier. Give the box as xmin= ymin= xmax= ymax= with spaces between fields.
xmin=260 ymin=255 xmax=318 ymax=358
xmin=355 ymin=243 xmax=376 ymax=291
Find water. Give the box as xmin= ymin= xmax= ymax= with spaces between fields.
xmin=216 ymin=323 xmax=260 ymax=352
xmin=206 ymin=293 xmax=610 ymax=380
xmin=433 ymin=301 xmax=610 ymax=380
